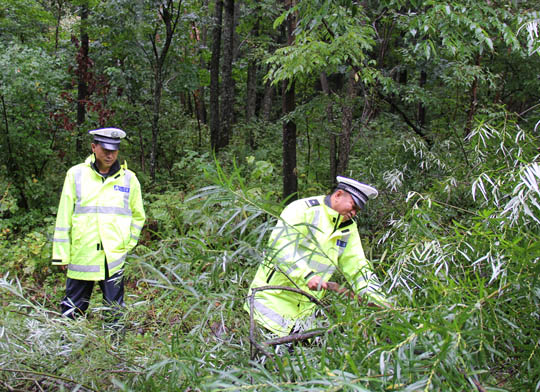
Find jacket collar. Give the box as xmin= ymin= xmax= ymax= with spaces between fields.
xmin=85 ymin=154 xmax=124 ymax=178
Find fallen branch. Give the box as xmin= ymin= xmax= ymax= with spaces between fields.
xmin=247 ymin=282 xmax=390 ymax=358
xmin=263 ymin=329 xmax=326 ymax=346
xmin=248 ymin=285 xmax=323 ymax=359
xmin=0 ymin=368 xmax=98 ymax=392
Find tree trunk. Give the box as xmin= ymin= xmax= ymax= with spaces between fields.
xmin=245 ymin=14 xmax=259 ymax=126
xmin=150 ymin=66 xmax=162 ymax=181
xmin=54 ymin=0 xmax=64 ymax=54
xmin=465 ymin=55 xmax=481 ymax=137
xmin=246 ymin=60 xmax=257 ymax=121
xmin=138 ymin=120 xmax=145 ymax=172
xmin=261 ymin=82 xmax=274 ymax=121
xmin=196 ymin=0 xmax=209 ymax=126
xmin=336 ymin=70 xmax=357 ymax=175
xmin=320 ymin=72 xmax=337 ymax=182
xmin=1 ymin=95 xmax=28 ymax=209
xmin=209 ymin=0 xmax=223 ymax=152
xmin=76 ymin=2 xmax=89 ymax=154
xmin=282 ymin=80 xmax=297 ymax=202
xmin=417 ymin=69 xmax=426 ymax=128
xmin=246 ymin=60 xmax=257 ymax=148
xmin=282 ymin=0 xmax=297 ymax=202
xmin=220 ymin=0 xmax=235 ymax=149
xmin=149 ymin=0 xmax=182 ymax=181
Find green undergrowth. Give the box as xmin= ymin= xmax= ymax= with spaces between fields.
xmin=2 ymin=116 xmax=540 ymax=390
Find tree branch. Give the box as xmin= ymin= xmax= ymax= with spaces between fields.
xmin=248 ymin=285 xmax=324 ymax=359
xmin=384 ymin=96 xmax=432 ymax=146
xmin=0 ymin=368 xmax=98 ymax=392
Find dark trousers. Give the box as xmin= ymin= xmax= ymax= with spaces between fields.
xmin=61 ymin=270 xmax=124 ymax=322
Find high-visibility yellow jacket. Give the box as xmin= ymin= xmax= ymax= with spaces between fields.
xmin=244 ymin=195 xmax=385 ymax=337
xmin=52 ymin=155 xmax=145 ymax=281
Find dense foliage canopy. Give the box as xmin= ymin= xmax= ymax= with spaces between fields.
xmin=1 ymin=0 xmax=539 ymax=391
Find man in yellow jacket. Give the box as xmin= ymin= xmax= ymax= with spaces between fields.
xmin=52 ymin=128 xmax=145 ymax=321
xmin=245 ymin=176 xmax=386 ymax=338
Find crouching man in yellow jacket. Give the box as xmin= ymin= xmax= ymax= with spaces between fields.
xmin=52 ymin=128 xmax=145 ymax=322
xmin=245 ymin=176 xmax=387 ymax=338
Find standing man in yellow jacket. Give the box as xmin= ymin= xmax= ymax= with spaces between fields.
xmin=245 ymin=176 xmax=387 ymax=338
xmin=52 ymin=128 xmax=145 ymax=321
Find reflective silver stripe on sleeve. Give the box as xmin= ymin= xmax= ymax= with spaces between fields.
xmin=131 ymin=223 xmax=143 ymax=231
xmin=52 ymin=238 xmax=69 ymax=243
xmin=253 ymin=299 xmax=291 ymax=330
xmin=68 ymin=264 xmax=100 ymax=272
xmin=55 ymin=227 xmax=70 ymax=232
xmin=310 ymin=209 xmax=320 ymax=233
xmin=286 ymin=256 xmax=308 ymax=274
xmin=74 ymin=206 xmax=132 ymax=216
xmin=308 ymin=259 xmax=335 ymax=275
xmin=130 ymin=234 xmax=139 ymax=241
xmin=108 ymin=254 xmax=126 ymax=270
xmin=74 ymin=167 xmax=83 ymax=206
xmin=123 ymin=171 xmax=132 ymax=209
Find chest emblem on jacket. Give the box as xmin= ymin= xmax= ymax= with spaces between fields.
xmin=113 ymin=185 xmax=130 ymax=193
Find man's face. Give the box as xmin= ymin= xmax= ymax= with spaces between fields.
xmin=92 ymin=143 xmax=118 ymax=172
xmin=331 ymin=190 xmax=360 ymax=221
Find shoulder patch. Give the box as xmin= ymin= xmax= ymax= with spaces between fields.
xmin=305 ymin=198 xmax=320 ymax=208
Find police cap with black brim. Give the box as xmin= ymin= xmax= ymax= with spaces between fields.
xmin=336 ymin=176 xmax=378 ymax=209
xmin=88 ymin=128 xmax=126 ymax=151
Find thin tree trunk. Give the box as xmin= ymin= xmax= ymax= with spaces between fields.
xmin=76 ymin=2 xmax=89 ymax=154
xmin=282 ymin=0 xmax=297 ymax=202
xmin=150 ymin=66 xmax=162 ymax=180
xmin=149 ymin=0 xmax=182 ymax=181
xmin=245 ymin=14 xmax=259 ymax=127
xmin=465 ymin=55 xmax=481 ymax=137
xmin=417 ymin=69 xmax=426 ymax=128
xmin=336 ymin=70 xmax=357 ymax=175
xmin=54 ymin=0 xmax=64 ymax=54
xmin=220 ymin=0 xmax=235 ymax=149
xmin=320 ymin=72 xmax=337 ymax=182
xmin=246 ymin=60 xmax=257 ymax=148
xmin=197 ymin=0 xmax=209 ymax=125
xmin=1 ymin=95 xmax=28 ymax=209
xmin=261 ymin=82 xmax=274 ymax=121
xmin=246 ymin=60 xmax=257 ymax=121
xmin=282 ymin=80 xmax=297 ymax=202
xmin=192 ymin=91 xmax=203 ymax=147
xmin=138 ymin=121 xmax=145 ymax=171
xmin=209 ymin=0 xmax=223 ymax=152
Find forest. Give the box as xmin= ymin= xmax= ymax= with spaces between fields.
xmin=1 ymin=0 xmax=540 ymax=390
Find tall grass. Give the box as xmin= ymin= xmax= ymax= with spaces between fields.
xmin=1 ymin=112 xmax=539 ymax=391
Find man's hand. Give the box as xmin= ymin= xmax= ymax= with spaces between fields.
xmin=53 ymin=261 xmax=67 ymax=272
xmin=307 ymin=275 xmax=328 ymax=291
xmin=326 ymin=281 xmax=355 ymax=298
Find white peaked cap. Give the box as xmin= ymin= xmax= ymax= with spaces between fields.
xmin=336 ymin=176 xmax=378 ymax=208
xmin=88 ymin=128 xmax=126 ymax=150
